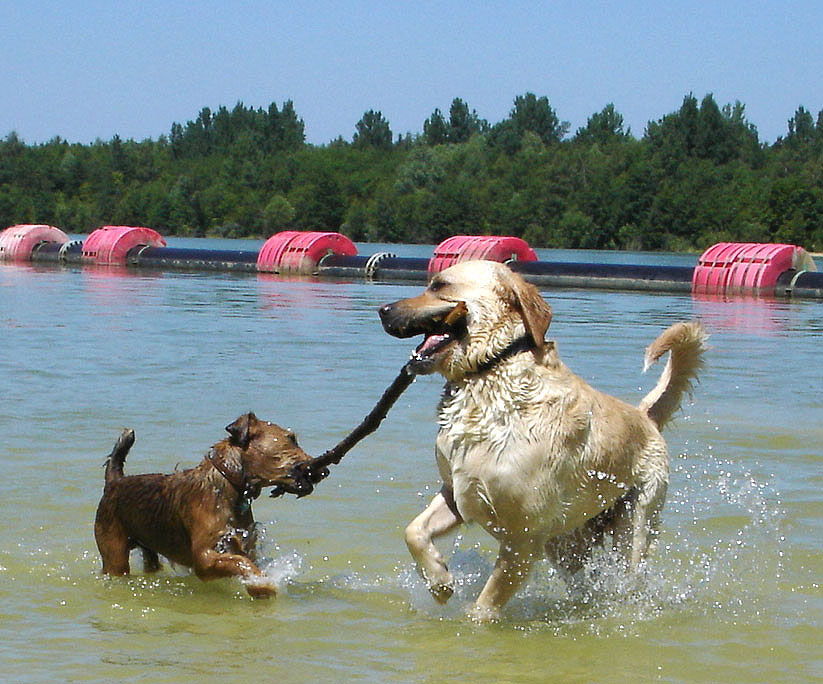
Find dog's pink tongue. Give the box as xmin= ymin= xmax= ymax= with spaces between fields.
xmin=415 ymin=333 xmax=451 ymax=357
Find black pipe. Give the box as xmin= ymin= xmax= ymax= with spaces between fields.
xmin=15 ymin=239 xmax=823 ymax=300
xmin=30 ymin=240 xmax=84 ymax=263
xmin=314 ymin=254 xmax=372 ymax=278
xmin=129 ymin=245 xmax=259 ymax=272
xmin=319 ymin=254 xmax=431 ymax=281
xmin=509 ymin=260 xmax=695 ymax=293
xmin=776 ymin=269 xmax=823 ymax=298
xmin=320 ymin=253 xmax=697 ymax=293
xmin=29 ymin=241 xmax=63 ymax=262
xmin=376 ymin=256 xmax=439 ymax=280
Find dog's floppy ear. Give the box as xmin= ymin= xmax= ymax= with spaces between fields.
xmin=509 ymin=274 xmax=552 ymax=349
xmin=225 ymin=412 xmax=255 ymax=448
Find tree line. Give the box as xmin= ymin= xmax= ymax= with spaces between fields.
xmin=2 ymin=93 xmax=823 ymax=252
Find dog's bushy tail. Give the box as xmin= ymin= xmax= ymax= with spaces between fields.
xmin=104 ymin=428 xmax=135 ymax=486
xmin=639 ymin=321 xmax=708 ymax=430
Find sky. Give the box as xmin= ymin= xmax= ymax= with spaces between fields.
xmin=2 ymin=1 xmax=823 ymax=147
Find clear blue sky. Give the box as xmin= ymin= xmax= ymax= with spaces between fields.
xmin=3 ymin=1 xmax=822 ymax=146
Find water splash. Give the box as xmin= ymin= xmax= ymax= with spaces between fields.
xmin=280 ymin=443 xmax=787 ymax=633
xmin=247 ymin=548 xmax=306 ymax=592
xmin=48 ymin=439 xmax=785 ymax=634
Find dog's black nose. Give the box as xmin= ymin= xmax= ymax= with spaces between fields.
xmin=379 ymin=302 xmax=409 ymax=337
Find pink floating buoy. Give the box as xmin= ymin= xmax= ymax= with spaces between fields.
xmin=82 ymin=226 xmax=166 ymax=265
xmin=0 ymin=224 xmax=69 ymax=261
xmin=692 ymin=242 xmax=751 ymax=296
xmin=256 ymin=230 xmax=305 ymax=273
xmin=693 ymin=242 xmax=815 ymax=296
xmin=257 ymin=231 xmax=357 ymax=274
xmin=428 ymin=235 xmax=537 ymax=273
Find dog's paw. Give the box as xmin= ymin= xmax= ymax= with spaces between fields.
xmin=429 ymin=581 xmax=454 ymax=605
xmin=467 ymin=603 xmax=501 ymax=624
xmin=243 ymin=577 xmax=278 ymax=599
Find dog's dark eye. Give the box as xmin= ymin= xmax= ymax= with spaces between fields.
xmin=429 ymin=279 xmax=446 ymax=292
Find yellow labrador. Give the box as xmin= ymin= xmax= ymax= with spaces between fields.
xmin=379 ymin=260 xmax=707 ymax=621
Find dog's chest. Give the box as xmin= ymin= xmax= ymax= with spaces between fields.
xmin=438 ymin=381 xmax=521 ymax=453
xmin=436 ymin=372 xmax=559 ymax=453
xmin=436 ymin=379 xmax=553 ymax=526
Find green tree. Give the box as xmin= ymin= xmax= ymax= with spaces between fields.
xmin=290 ymin=166 xmax=344 ymax=231
xmin=766 ymin=175 xmax=823 ymax=249
xmin=353 ymin=110 xmax=393 ymax=148
xmin=489 ymin=93 xmax=568 ymax=154
xmin=262 ymin=193 xmax=296 ymax=231
xmin=423 ymin=108 xmax=448 ymax=145
xmin=509 ymin=92 xmax=569 ymax=144
xmin=447 ymin=98 xmax=487 ymax=143
xmin=574 ymin=103 xmax=629 ymax=145
xmin=787 ymin=106 xmax=815 ymax=145
xmin=575 ymin=103 xmax=628 ymax=144
xmin=271 ymin=100 xmax=305 ymax=150
xmin=2 ymin=93 xmax=820 ymax=252
xmin=722 ymin=101 xmax=762 ymax=167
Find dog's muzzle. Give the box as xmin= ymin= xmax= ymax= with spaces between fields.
xmin=378 ymin=301 xmax=420 ymax=339
xmin=379 ymin=300 xmax=468 ymax=374
xmin=269 ymin=462 xmax=330 ymax=499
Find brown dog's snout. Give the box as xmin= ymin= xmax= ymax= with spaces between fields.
xmin=270 ymin=460 xmax=323 ymax=499
xmin=236 ymin=416 xmax=317 ymax=496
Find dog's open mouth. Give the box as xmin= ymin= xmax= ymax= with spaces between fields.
xmin=269 ymin=461 xmax=331 ymax=499
xmin=269 ymin=476 xmax=314 ymax=499
xmin=407 ymin=302 xmax=468 ymax=374
xmin=379 ymin=299 xmax=469 ymax=374
xmin=408 ymin=333 xmax=457 ymax=373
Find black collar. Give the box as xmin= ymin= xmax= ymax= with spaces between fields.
xmin=473 ymin=334 xmax=537 ymax=375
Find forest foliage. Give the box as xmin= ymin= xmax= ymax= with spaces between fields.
xmin=2 ymin=93 xmax=823 ymax=251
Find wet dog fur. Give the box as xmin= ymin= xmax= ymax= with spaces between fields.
xmin=379 ymin=260 xmax=707 ymax=620
xmin=94 ymin=412 xmax=314 ymax=597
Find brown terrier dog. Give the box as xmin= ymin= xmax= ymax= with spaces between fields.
xmin=94 ymin=412 xmax=315 ymax=597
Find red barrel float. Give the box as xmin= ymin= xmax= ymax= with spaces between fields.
xmin=257 ymin=231 xmax=358 ymax=274
xmin=82 ymin=226 xmax=166 ymax=265
xmin=428 ymin=235 xmax=537 ymax=273
xmin=0 ymin=224 xmax=69 ymax=261
xmin=693 ymin=242 xmax=816 ymax=296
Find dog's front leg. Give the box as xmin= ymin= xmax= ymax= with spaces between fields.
xmin=469 ymin=537 xmax=539 ymax=622
xmin=405 ymin=487 xmax=462 ymax=604
xmin=193 ymin=549 xmax=277 ymax=598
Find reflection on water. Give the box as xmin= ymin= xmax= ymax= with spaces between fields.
xmin=0 ymin=243 xmax=821 ymax=683
xmin=693 ymin=293 xmax=812 ymax=335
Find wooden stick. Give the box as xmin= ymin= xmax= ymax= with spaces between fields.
xmin=312 ymin=362 xmax=415 ymax=469
xmin=273 ymin=302 xmax=468 ymax=497
xmin=271 ymin=361 xmax=416 ymax=497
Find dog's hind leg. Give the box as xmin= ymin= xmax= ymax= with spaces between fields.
xmin=405 ymin=487 xmax=463 ymax=604
xmin=544 ymin=515 xmax=609 ymax=581
xmin=94 ymin=518 xmax=131 ymax=576
xmin=612 ymin=478 xmax=667 ymax=568
xmin=140 ymin=546 xmax=163 ymax=573
xmin=471 ymin=536 xmax=540 ymax=622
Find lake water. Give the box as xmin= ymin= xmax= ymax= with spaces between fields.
xmin=1 ymin=239 xmax=821 ymax=683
